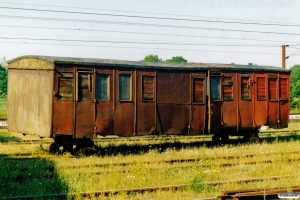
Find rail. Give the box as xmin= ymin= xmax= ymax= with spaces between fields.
xmin=4 ymin=175 xmax=300 ymax=199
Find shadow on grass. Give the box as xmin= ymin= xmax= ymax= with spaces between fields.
xmin=95 ymin=133 xmax=300 ymax=157
xmin=0 ymin=130 xmax=21 ymax=142
xmin=0 ymin=155 xmax=69 ymax=198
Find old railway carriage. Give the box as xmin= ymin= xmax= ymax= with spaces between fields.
xmin=7 ymin=56 xmax=290 ymax=151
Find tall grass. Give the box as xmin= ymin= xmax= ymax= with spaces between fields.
xmin=0 ymin=98 xmax=7 ymax=118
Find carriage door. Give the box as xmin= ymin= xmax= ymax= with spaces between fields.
xmin=208 ymin=72 xmax=222 ymax=134
xmin=75 ymin=69 xmax=95 ymax=138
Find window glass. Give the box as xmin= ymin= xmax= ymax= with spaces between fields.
xmin=211 ymin=76 xmax=221 ymax=100
xmin=269 ymin=78 xmax=277 ymax=100
xmin=257 ymin=77 xmax=266 ymax=100
xmin=241 ymin=77 xmax=251 ymax=100
xmin=96 ymin=74 xmax=109 ymax=101
xmin=142 ymin=76 xmax=154 ymax=101
xmin=193 ymin=78 xmax=205 ymax=103
xmin=223 ymin=76 xmax=233 ymax=100
xmin=119 ymin=74 xmax=131 ymax=101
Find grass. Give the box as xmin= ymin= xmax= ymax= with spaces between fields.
xmin=0 ymin=98 xmax=7 ymax=118
xmin=1 ymin=129 xmax=300 ymax=199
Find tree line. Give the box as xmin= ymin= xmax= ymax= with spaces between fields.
xmin=0 ymin=57 xmax=7 ymax=98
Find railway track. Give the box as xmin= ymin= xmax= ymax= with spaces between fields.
xmin=0 ymin=129 xmax=299 ymax=146
xmin=4 ymin=175 xmax=300 ymax=199
xmin=4 ymin=151 xmax=300 ymax=176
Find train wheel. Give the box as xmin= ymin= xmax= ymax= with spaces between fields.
xmin=63 ymin=145 xmax=73 ymax=154
xmin=212 ymin=134 xmax=229 ymax=144
xmin=49 ymin=143 xmax=60 ymax=154
xmin=74 ymin=145 xmax=99 ymax=157
xmin=212 ymin=134 xmax=221 ymax=143
xmin=249 ymin=136 xmax=260 ymax=144
xmin=221 ymin=135 xmax=229 ymax=143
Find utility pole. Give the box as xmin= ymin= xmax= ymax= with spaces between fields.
xmin=282 ymin=45 xmax=286 ymax=69
xmin=282 ymin=45 xmax=289 ymax=69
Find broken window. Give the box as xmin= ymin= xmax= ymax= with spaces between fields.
xmin=193 ymin=78 xmax=205 ymax=103
xmin=58 ymin=73 xmax=73 ymax=101
xmin=223 ymin=76 xmax=233 ymax=100
xmin=77 ymin=72 xmax=93 ymax=102
xmin=142 ymin=76 xmax=154 ymax=101
xmin=241 ymin=75 xmax=251 ymax=100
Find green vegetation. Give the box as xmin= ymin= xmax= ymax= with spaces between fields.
xmin=141 ymin=54 xmax=187 ymax=63
xmin=0 ymin=98 xmax=7 ymax=118
xmin=165 ymin=56 xmax=187 ymax=63
xmin=0 ymin=63 xmax=7 ymax=98
xmin=1 ymin=129 xmax=300 ymax=199
xmin=290 ymin=64 xmax=300 ymax=110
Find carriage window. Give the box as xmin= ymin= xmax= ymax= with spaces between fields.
xmin=58 ymin=73 xmax=73 ymax=100
xmin=257 ymin=77 xmax=266 ymax=100
xmin=193 ymin=78 xmax=205 ymax=103
xmin=223 ymin=76 xmax=233 ymax=100
xmin=119 ymin=74 xmax=131 ymax=101
xmin=211 ymin=76 xmax=221 ymax=101
xmin=96 ymin=74 xmax=109 ymax=101
xmin=280 ymin=78 xmax=288 ymax=100
xmin=142 ymin=76 xmax=154 ymax=101
xmin=78 ymin=73 xmax=93 ymax=102
xmin=241 ymin=76 xmax=251 ymax=100
xmin=269 ymin=78 xmax=277 ymax=100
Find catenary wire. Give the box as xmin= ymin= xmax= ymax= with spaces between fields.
xmin=0 ymin=6 xmax=299 ymax=28
xmin=1 ymin=14 xmax=300 ymax=36
xmin=0 ymin=2 xmax=297 ymax=26
xmin=0 ymin=36 xmax=280 ymax=47
xmin=0 ymin=24 xmax=299 ymax=45
xmin=0 ymin=40 xmax=287 ymax=56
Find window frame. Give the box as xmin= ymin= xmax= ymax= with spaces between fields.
xmin=119 ymin=71 xmax=132 ymax=101
xmin=222 ymin=75 xmax=233 ymax=101
xmin=279 ymin=77 xmax=288 ymax=100
xmin=241 ymin=74 xmax=251 ymax=100
xmin=192 ymin=76 xmax=206 ymax=104
xmin=268 ymin=76 xmax=278 ymax=101
xmin=210 ymin=75 xmax=222 ymax=101
xmin=96 ymin=73 xmax=110 ymax=101
xmin=142 ymin=75 xmax=155 ymax=102
xmin=57 ymin=72 xmax=74 ymax=101
xmin=256 ymin=76 xmax=266 ymax=101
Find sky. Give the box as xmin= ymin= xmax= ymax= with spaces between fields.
xmin=0 ymin=0 xmax=300 ymax=68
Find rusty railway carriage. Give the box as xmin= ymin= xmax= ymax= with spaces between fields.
xmin=7 ymin=55 xmax=290 ymax=153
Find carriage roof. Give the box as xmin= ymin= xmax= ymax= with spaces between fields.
xmin=8 ymin=55 xmax=290 ymax=73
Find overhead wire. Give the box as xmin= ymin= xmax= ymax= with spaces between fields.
xmin=0 ymin=6 xmax=299 ymax=27
xmin=0 ymin=1 xmax=297 ymax=26
xmin=0 ymin=24 xmax=298 ymax=45
xmin=1 ymin=14 xmax=300 ymax=36
xmin=0 ymin=36 xmax=280 ymax=47
xmin=0 ymin=40 xmax=286 ymax=56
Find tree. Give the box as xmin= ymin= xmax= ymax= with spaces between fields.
xmin=290 ymin=64 xmax=300 ymax=108
xmin=166 ymin=56 xmax=187 ymax=63
xmin=141 ymin=54 xmax=163 ymax=62
xmin=0 ymin=64 xmax=7 ymax=97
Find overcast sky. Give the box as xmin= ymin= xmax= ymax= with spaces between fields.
xmin=0 ymin=0 xmax=300 ymax=68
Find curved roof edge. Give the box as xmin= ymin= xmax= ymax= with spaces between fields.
xmin=7 ymin=55 xmax=291 ymax=73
